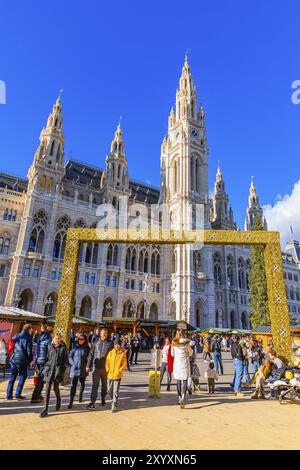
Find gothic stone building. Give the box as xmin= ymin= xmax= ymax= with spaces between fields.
xmin=1 ymin=57 xmax=300 ymax=327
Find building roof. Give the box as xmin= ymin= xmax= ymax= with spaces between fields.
xmin=0 ymin=306 xmax=45 ymax=322
xmin=252 ymin=324 xmax=300 ymax=333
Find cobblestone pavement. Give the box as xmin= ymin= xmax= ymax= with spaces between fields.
xmin=0 ymin=351 xmax=299 ymax=450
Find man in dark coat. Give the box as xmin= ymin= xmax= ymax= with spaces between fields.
xmin=211 ymin=334 xmax=224 ymax=375
xmin=6 ymin=323 xmax=33 ymax=400
xmin=40 ymin=334 xmax=68 ymax=417
xmin=86 ymin=328 xmax=113 ymax=410
xmin=68 ymin=334 xmax=90 ymax=408
xmin=31 ymin=325 xmax=53 ymax=403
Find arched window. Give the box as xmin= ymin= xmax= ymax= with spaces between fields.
xmin=44 ymin=291 xmax=58 ymax=317
xmin=290 ymin=287 xmax=294 ymax=300
xmin=213 ymin=252 xmax=222 ymax=285
xmin=241 ymin=311 xmax=248 ymax=329
xmin=246 ymin=259 xmax=251 ymax=290
xmin=194 ymin=250 xmax=201 ymax=274
xmin=227 ymin=255 xmax=234 ymax=287
xmin=113 ymin=244 xmax=118 ymax=266
xmin=230 ymin=310 xmax=236 ymax=329
xmin=131 ymin=248 xmax=136 ymax=271
xmin=137 ymin=301 xmax=145 ymax=319
xmin=52 ymin=215 xmax=71 ymax=261
xmin=28 ymin=210 xmax=48 ymax=254
xmin=125 ymin=247 xmax=131 ymax=270
xmin=50 ymin=140 xmax=55 ymax=156
xmin=195 ymin=300 xmax=203 ymax=328
xmin=107 ymin=244 xmax=113 ymax=266
xmin=238 ymin=257 xmax=246 ymax=289
xmin=150 ymin=250 xmax=160 ymax=276
xmin=18 ymin=288 xmax=34 ymax=311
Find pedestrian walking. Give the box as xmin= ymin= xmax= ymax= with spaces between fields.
xmin=231 ymin=335 xmax=245 ymax=397
xmin=171 ymin=331 xmax=193 ymax=409
xmin=105 ymin=338 xmax=127 ymax=412
xmin=86 ymin=328 xmax=113 ymax=410
xmin=204 ymin=361 xmax=218 ymax=393
xmin=160 ymin=337 xmax=173 ymax=391
xmin=0 ymin=338 xmax=7 ymax=378
xmin=68 ymin=334 xmax=90 ymax=408
xmin=6 ymin=324 xmax=33 ymax=400
xmin=211 ymin=334 xmax=224 ymax=375
xmin=203 ymin=336 xmax=212 ymax=362
xmin=121 ymin=336 xmax=131 ymax=371
xmin=129 ymin=336 xmax=140 ymax=365
xmin=40 ymin=334 xmax=68 ymax=417
xmin=31 ymin=325 xmax=53 ymax=403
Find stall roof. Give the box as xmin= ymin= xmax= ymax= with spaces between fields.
xmin=0 ymin=306 xmax=45 ymax=322
xmin=252 ymin=325 xmax=300 ymax=333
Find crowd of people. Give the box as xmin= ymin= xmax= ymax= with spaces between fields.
xmin=1 ymin=323 xmax=297 ymax=417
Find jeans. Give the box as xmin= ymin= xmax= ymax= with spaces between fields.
xmin=44 ymin=378 xmax=61 ymax=412
xmin=214 ymin=352 xmax=224 ymax=374
xmin=107 ymin=379 xmax=121 ymax=406
xmin=160 ymin=362 xmax=171 ymax=386
xmin=176 ymin=379 xmax=188 ymax=400
xmin=70 ymin=376 xmax=86 ymax=403
xmin=91 ymin=368 xmax=107 ymax=403
xmin=233 ymin=358 xmax=244 ymax=392
xmin=252 ymin=361 xmax=259 ymax=374
xmin=31 ymin=364 xmax=45 ymax=401
xmin=243 ymin=360 xmax=250 ymax=384
xmin=6 ymin=362 xmax=28 ymax=398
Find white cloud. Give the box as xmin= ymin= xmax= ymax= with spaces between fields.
xmin=263 ymin=180 xmax=300 ymax=247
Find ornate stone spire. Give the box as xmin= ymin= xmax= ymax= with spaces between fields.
xmin=245 ymin=177 xmax=268 ymax=230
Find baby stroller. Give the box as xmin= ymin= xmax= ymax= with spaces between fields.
xmin=191 ymin=363 xmax=201 ymax=392
xmin=279 ymin=374 xmax=300 ymax=404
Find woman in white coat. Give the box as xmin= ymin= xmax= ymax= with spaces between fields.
xmin=171 ymin=331 xmax=193 ymax=408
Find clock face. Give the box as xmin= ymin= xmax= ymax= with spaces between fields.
xmin=191 ymin=128 xmax=198 ymax=138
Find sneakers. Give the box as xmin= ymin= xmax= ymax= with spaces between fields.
xmin=180 ymin=399 xmax=185 ymax=409
xmin=6 ymin=396 xmax=13 ymax=401
xmin=40 ymin=409 xmax=48 ymax=418
xmin=15 ymin=395 xmax=26 ymax=401
xmin=111 ymin=404 xmax=117 ymax=413
xmin=87 ymin=403 xmax=96 ymax=410
xmin=235 ymin=391 xmax=244 ymax=397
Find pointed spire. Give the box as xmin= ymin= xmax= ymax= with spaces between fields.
xmin=110 ymin=121 xmax=125 ymax=159
xmin=216 ymin=161 xmax=222 ymax=181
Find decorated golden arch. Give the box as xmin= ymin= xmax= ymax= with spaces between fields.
xmin=54 ymin=228 xmax=292 ymax=361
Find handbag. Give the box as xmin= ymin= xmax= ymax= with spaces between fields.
xmin=62 ymin=366 xmax=71 ymax=386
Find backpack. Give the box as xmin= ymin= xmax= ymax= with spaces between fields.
xmin=7 ymin=338 xmax=15 ymax=356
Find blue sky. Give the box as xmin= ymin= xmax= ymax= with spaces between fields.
xmin=0 ymin=0 xmax=299 ymax=236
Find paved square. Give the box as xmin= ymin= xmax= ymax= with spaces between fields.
xmin=1 ymin=352 xmax=299 ymax=450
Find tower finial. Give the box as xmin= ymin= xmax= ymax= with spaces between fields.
xmin=58 ymin=89 xmax=63 ymax=101
xmin=185 ymin=48 xmax=190 ymax=63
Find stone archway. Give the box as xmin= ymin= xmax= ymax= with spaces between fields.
xmin=123 ymin=299 xmax=134 ymax=318
xmin=44 ymin=291 xmax=58 ymax=317
xmin=18 ymin=289 xmax=33 ymax=311
xmin=195 ymin=299 xmax=204 ymax=328
xmin=79 ymin=295 xmax=92 ymax=319
xmin=149 ymin=302 xmax=158 ymax=320
xmin=136 ymin=301 xmax=145 ymax=319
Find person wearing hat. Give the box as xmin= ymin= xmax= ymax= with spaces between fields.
xmin=105 ymin=337 xmax=127 ymax=413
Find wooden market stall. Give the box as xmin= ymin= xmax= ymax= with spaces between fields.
xmin=0 ymin=306 xmax=45 ymax=342
xmin=252 ymin=324 xmax=300 ymax=363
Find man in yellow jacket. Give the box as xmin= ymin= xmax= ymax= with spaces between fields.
xmin=105 ymin=338 xmax=127 ymax=412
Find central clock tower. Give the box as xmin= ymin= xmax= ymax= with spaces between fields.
xmin=160 ymin=54 xmax=216 ymax=327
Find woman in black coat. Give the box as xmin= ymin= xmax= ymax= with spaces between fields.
xmin=40 ymin=334 xmax=68 ymax=418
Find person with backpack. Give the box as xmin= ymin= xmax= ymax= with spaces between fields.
xmin=31 ymin=325 xmax=53 ymax=403
xmin=40 ymin=333 xmax=68 ymax=417
xmin=68 ymin=334 xmax=90 ymax=408
xmin=211 ymin=334 xmax=224 ymax=375
xmin=6 ymin=323 xmax=33 ymax=400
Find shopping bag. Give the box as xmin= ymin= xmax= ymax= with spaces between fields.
xmin=149 ymin=370 xmax=160 ymax=398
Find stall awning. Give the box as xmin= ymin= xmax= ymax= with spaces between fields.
xmin=0 ymin=305 xmax=45 ymax=322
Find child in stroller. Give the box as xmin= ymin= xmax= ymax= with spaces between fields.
xmin=191 ymin=363 xmax=201 ymax=392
